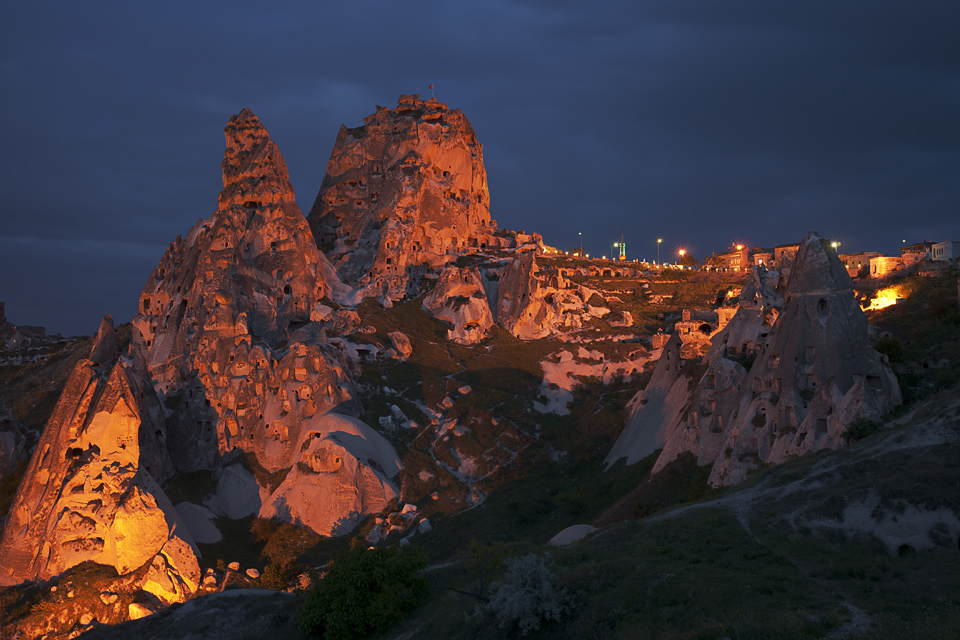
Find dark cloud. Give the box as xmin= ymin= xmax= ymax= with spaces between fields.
xmin=2 ymin=0 xmax=957 ymax=334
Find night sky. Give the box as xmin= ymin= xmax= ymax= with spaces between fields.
xmin=2 ymin=1 xmax=958 ymax=336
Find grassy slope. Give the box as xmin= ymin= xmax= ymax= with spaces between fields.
xmin=382 ymin=379 xmax=960 ymax=639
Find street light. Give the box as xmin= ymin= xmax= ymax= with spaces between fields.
xmin=657 ymin=238 xmax=662 ymax=265
xmin=579 ymin=232 xmax=583 ymax=258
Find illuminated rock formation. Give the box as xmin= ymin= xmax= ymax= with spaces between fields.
xmin=422 ymin=266 xmax=494 ymax=345
xmin=0 ymin=352 xmax=194 ymax=587
xmin=495 ymin=252 xmax=599 ymax=339
xmin=307 ymin=94 xmax=508 ymax=302
xmin=129 ymin=109 xmax=400 ymax=536
xmin=607 ymin=232 xmax=901 ymax=486
xmin=140 ymin=536 xmax=201 ymax=605
xmin=259 ymin=413 xmax=401 ymax=536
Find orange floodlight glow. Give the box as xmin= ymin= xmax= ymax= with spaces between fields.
xmin=867 ymin=286 xmax=904 ymax=311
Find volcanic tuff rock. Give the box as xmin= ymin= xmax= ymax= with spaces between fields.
xmin=495 ymin=252 xmax=600 ymax=339
xmin=607 ymin=232 xmax=901 ymax=486
xmin=308 ymin=94 xmax=509 ymax=302
xmin=422 ymin=265 xmax=494 ymax=345
xmin=0 ymin=348 xmax=194 ymax=586
xmin=130 ymin=109 xmax=399 ymax=535
xmin=259 ymin=413 xmax=401 ymax=536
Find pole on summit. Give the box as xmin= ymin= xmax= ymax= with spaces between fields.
xmin=429 ymin=83 xmax=434 ymax=99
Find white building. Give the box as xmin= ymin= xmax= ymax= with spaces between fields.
xmin=931 ymin=240 xmax=960 ymax=262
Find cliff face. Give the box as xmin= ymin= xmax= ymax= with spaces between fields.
xmin=607 ymin=232 xmax=901 ymax=486
xmin=134 ymin=109 xmax=329 ymax=391
xmin=0 ymin=321 xmax=195 ymax=588
xmin=128 ymin=110 xmax=399 ymax=532
xmin=307 ymin=94 xmax=505 ymax=302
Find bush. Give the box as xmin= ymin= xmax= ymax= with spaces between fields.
xmin=463 ymin=539 xmax=506 ymax=601
xmin=297 ymin=544 xmax=428 ymax=640
xmin=874 ymin=336 xmax=904 ymax=363
xmin=251 ymin=517 xmax=318 ymax=590
xmin=480 ymin=552 xmax=568 ymax=636
xmin=844 ymin=417 xmax=884 ymax=443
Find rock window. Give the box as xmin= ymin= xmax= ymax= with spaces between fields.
xmin=142 ymin=297 xmax=151 ymax=312
xmin=817 ymin=299 xmax=828 ymax=313
xmin=815 ymin=418 xmax=828 ymax=437
xmin=805 ymin=346 xmax=816 ymax=364
xmin=284 ymin=285 xmax=292 ymax=295
xmin=698 ymin=324 xmax=712 ymax=335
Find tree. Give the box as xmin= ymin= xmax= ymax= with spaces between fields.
xmin=298 ymin=544 xmax=428 ymax=640
xmin=479 ymin=553 xmax=568 ymax=636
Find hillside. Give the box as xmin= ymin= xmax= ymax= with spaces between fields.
xmin=0 ymin=98 xmax=957 ymax=639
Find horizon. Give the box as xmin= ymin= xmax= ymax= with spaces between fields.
xmin=2 ymin=1 xmax=958 ymax=336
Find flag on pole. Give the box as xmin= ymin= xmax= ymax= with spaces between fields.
xmin=429 ymin=84 xmax=434 ymax=90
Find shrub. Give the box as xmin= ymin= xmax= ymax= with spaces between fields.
xmin=463 ymin=539 xmax=506 ymax=601
xmin=297 ymin=544 xmax=428 ymax=640
xmin=844 ymin=417 xmax=884 ymax=443
xmin=480 ymin=552 xmax=568 ymax=636
xmin=252 ymin=518 xmax=319 ymax=591
xmin=874 ymin=336 xmax=904 ymax=363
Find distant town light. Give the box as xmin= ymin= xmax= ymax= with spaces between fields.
xmin=736 ymin=244 xmax=744 ymax=251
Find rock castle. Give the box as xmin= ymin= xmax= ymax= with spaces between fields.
xmin=0 ymin=98 xmax=902 ymax=624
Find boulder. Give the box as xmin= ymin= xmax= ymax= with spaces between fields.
xmin=422 ymin=266 xmax=493 ymax=344
xmin=174 ymin=502 xmax=222 ymax=544
xmin=387 ymin=331 xmax=412 ymax=359
xmin=205 ymin=463 xmax=261 ymax=520
xmin=140 ymin=535 xmax=201 ymax=605
xmin=259 ymin=412 xmax=401 ymax=536
xmin=128 ymin=603 xmax=157 ymax=620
